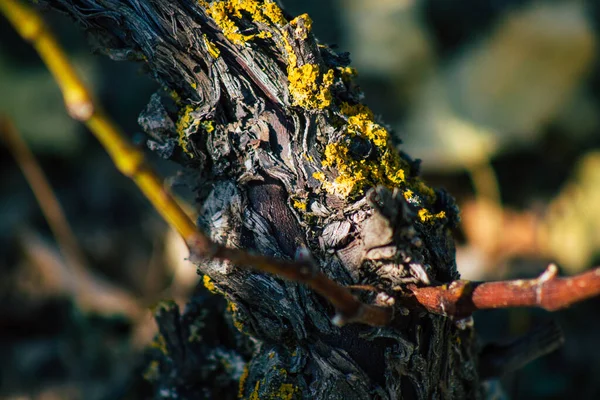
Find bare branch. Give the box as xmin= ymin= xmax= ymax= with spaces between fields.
xmin=408 ymin=264 xmax=600 ymax=318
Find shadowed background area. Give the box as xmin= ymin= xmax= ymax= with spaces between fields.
xmin=1 ymin=0 xmax=600 ymax=398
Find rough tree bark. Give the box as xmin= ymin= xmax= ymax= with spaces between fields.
xmin=38 ymin=0 xmax=489 ymax=398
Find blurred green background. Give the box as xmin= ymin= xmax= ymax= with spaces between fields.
xmin=2 ymin=0 xmax=600 ymax=398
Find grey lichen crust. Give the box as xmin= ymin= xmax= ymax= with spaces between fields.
xmin=41 ymin=0 xmax=480 ymax=398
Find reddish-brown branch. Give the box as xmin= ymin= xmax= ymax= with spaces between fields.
xmin=408 ymin=264 xmax=600 ymax=319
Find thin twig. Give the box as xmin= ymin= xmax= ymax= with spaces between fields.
xmin=408 ymin=264 xmax=600 ymax=319
xmin=1 ymin=0 xmax=392 ymax=327
xmin=0 ymin=116 xmax=88 ymax=276
xmin=0 ymin=116 xmax=142 ymax=318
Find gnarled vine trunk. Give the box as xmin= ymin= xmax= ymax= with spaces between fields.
xmin=39 ymin=0 xmax=481 ymax=398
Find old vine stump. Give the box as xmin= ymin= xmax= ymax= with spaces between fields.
xmin=40 ymin=0 xmax=481 ymax=398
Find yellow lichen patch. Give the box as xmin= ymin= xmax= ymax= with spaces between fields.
xmin=292 ymin=199 xmax=307 ymax=211
xmin=143 ymin=360 xmax=160 ymax=381
xmin=315 ymin=102 xmax=407 ymax=196
xmin=169 ymin=89 xmax=181 ymax=104
xmin=279 ymin=14 xmax=335 ymax=110
xmin=233 ymin=318 xmax=245 ymax=333
xmin=176 ymin=104 xmax=197 ymax=157
xmin=227 ymin=300 xmax=246 ymax=332
xmin=201 ymin=3 xmax=334 ymax=110
xmin=150 ymin=333 xmax=168 ymax=355
xmin=203 ymin=34 xmax=221 ymax=58
xmin=302 ymin=153 xmax=314 ymax=162
xmin=227 ymin=300 xmax=238 ymax=312
xmin=249 ymin=381 xmax=261 ymax=400
xmin=280 ymin=30 xmax=297 ymax=71
xmin=201 ymin=120 xmax=215 ymax=133
xmin=312 ymin=171 xmax=325 ymax=181
xmin=201 ymin=1 xmax=246 ymax=45
xmin=203 ymin=275 xmax=219 ymax=293
xmin=275 ymin=383 xmax=299 ymax=400
xmin=262 ymin=1 xmax=286 ymax=25
xmin=289 ymin=13 xmax=312 ymax=40
xmin=403 ymin=190 xmax=414 ymax=201
xmin=337 ymin=66 xmax=358 ymax=82
xmin=418 ymin=208 xmax=446 ymax=224
xmin=238 ymin=365 xmax=250 ymax=398
xmin=200 ymin=0 xmax=286 ymax=45
xmin=287 ymin=64 xmax=335 ymax=109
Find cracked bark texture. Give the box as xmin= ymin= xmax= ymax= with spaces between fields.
xmin=38 ymin=0 xmax=481 ymax=398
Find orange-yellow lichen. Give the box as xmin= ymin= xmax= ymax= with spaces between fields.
xmin=287 ymin=64 xmax=335 ymax=109
xmin=227 ymin=299 xmax=246 ymax=332
xmin=262 ymin=1 xmax=286 ymax=25
xmin=337 ymin=66 xmax=357 ymax=83
xmin=281 ymin=14 xmax=335 ymax=109
xmin=177 ymin=107 xmax=215 ymax=155
xmin=241 ymin=364 xmax=299 ymax=399
xmin=169 ymin=89 xmax=181 ymax=104
xmin=150 ymin=333 xmax=168 ymax=355
xmin=275 ymin=383 xmax=299 ymax=400
xmin=418 ymin=208 xmax=446 ymax=224
xmin=403 ymin=190 xmax=414 ymax=201
xmin=292 ymin=199 xmax=307 ymax=211
xmin=203 ymin=275 xmax=218 ymax=293
xmin=201 ymin=120 xmax=215 ymax=133
xmin=201 ymin=1 xmax=246 ymax=44
xmin=238 ymin=365 xmax=250 ymax=398
xmin=201 ymin=2 xmax=333 ymax=110
xmin=176 ymin=104 xmax=197 ymax=157
xmin=203 ymin=34 xmax=221 ymax=58
xmin=302 ymin=153 xmax=314 ymax=162
xmin=233 ymin=318 xmax=245 ymax=333
xmin=200 ymin=0 xmax=285 ymax=45
xmin=143 ymin=360 xmax=160 ymax=381
xmin=249 ymin=381 xmax=261 ymax=400
xmin=227 ymin=300 xmax=238 ymax=312
xmin=315 ymin=102 xmax=407 ymax=196
xmin=289 ymin=13 xmax=312 ymax=40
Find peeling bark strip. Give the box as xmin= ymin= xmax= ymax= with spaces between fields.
xmin=30 ymin=0 xmax=593 ymax=398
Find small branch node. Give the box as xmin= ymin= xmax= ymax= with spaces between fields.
xmin=331 ymin=313 xmax=346 ymax=327
xmin=375 ymin=292 xmax=396 ymax=307
xmin=294 ymin=246 xmax=318 ymax=278
xmin=454 ymin=316 xmax=474 ymax=330
xmin=66 ymin=100 xmax=95 ymax=121
xmin=539 ymin=263 xmax=559 ymax=283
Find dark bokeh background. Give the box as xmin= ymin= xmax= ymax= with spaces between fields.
xmin=2 ymin=0 xmax=600 ymax=399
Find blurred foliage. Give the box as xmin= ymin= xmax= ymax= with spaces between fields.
xmin=2 ymin=0 xmax=600 ymax=399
